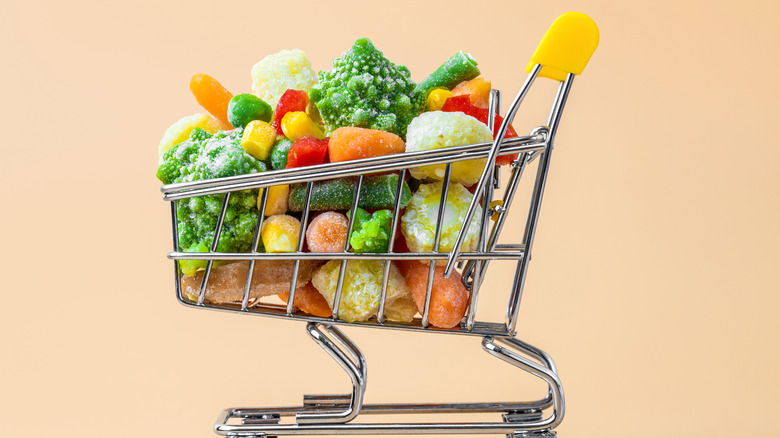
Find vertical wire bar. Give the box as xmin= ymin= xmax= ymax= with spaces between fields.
xmin=287 ymin=182 xmax=314 ymax=314
xmin=378 ymin=170 xmax=406 ymax=324
xmin=506 ymin=74 xmax=575 ymax=333
xmin=198 ymin=192 xmax=231 ymax=305
xmin=242 ymin=188 xmax=269 ymax=310
xmin=444 ymin=64 xmax=542 ymax=276
xmin=464 ymin=89 xmax=500 ymax=330
xmin=333 ymin=176 xmax=363 ymax=320
xmin=171 ymin=200 xmax=184 ymax=302
xmin=421 ymin=164 xmax=452 ymax=328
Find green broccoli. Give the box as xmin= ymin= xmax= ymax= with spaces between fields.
xmin=347 ymin=208 xmax=393 ymax=254
xmin=309 ymin=38 xmax=425 ymax=139
xmin=157 ymin=128 xmax=266 ymax=264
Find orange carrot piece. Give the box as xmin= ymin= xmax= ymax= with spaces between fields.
xmin=189 ymin=73 xmax=234 ymax=128
xmin=279 ymin=283 xmax=332 ymax=317
xmin=328 ymin=127 xmax=405 ymax=162
xmin=452 ymin=77 xmax=492 ymax=109
xmin=396 ymin=260 xmax=469 ymax=329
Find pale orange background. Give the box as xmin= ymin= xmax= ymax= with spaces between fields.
xmin=1 ymin=0 xmax=779 ymax=437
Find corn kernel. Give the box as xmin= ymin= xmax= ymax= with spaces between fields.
xmin=489 ymin=200 xmax=504 ymax=221
xmin=241 ymin=120 xmax=277 ymax=160
xmin=259 ymin=184 xmax=289 ymax=216
xmin=426 ymin=89 xmax=454 ymax=111
xmin=281 ymin=111 xmax=325 ymax=141
xmin=262 ymin=214 xmax=300 ymax=253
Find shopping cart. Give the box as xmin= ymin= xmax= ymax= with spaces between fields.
xmin=160 ymin=12 xmax=598 ymax=437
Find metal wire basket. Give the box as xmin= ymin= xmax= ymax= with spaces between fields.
xmin=160 ymin=12 xmax=598 ymax=437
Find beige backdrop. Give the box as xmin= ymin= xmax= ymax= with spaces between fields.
xmin=1 ymin=0 xmax=779 ymax=437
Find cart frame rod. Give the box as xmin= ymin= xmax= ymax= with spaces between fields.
xmin=214 ymin=323 xmax=563 ymax=436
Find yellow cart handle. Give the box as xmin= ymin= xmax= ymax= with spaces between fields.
xmin=526 ymin=12 xmax=600 ymax=81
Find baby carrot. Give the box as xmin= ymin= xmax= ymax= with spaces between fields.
xmin=189 ymin=73 xmax=234 ymax=128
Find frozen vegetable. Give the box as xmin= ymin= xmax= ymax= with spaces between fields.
xmin=288 ymin=174 xmax=411 ymax=212
xmin=414 ymin=51 xmax=480 ymax=99
xmin=279 ymin=283 xmax=333 ymax=318
xmin=400 ymin=181 xmax=482 ymax=255
xmin=281 ymin=111 xmax=325 ymax=141
xmin=441 ymin=95 xmax=520 ymax=166
xmin=241 ymin=120 xmax=277 ymax=160
xmin=273 ymin=89 xmax=309 ymax=134
xmin=451 ymin=77 xmax=492 ymax=108
xmin=259 ymin=185 xmax=289 ymax=216
xmin=189 ymin=73 xmax=234 ymax=127
xmin=311 ymin=259 xmax=415 ymax=323
xmin=425 ymin=89 xmax=454 ymax=112
xmin=269 ymin=138 xmax=293 ymax=170
xmin=286 ymin=137 xmax=329 ymax=168
xmin=397 ymin=260 xmax=469 ymax=329
xmin=251 ymin=49 xmax=318 ymax=109
xmin=308 ymin=38 xmax=424 ymax=138
xmin=405 ymin=111 xmax=493 ymax=186
xmin=262 ymin=214 xmax=301 ymax=253
xmin=328 ymin=127 xmax=405 ymax=162
xmin=228 ymin=93 xmax=273 ymax=128
xmin=306 ymin=212 xmax=349 ymax=253
xmin=158 ymin=113 xmax=229 ymax=158
xmin=157 ymin=128 xmax=265 ymax=254
xmin=348 ymin=208 xmax=393 ymax=254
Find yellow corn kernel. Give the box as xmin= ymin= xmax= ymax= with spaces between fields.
xmin=259 ymin=184 xmax=289 ymax=216
xmin=262 ymin=214 xmax=300 ymax=253
xmin=241 ymin=120 xmax=277 ymax=160
xmin=489 ymin=200 xmax=504 ymax=221
xmin=426 ymin=89 xmax=454 ymax=111
xmin=281 ymin=111 xmax=325 ymax=141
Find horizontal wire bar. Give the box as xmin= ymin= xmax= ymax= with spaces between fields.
xmin=161 ymin=137 xmax=545 ymax=201
xmin=176 ymin=297 xmax=511 ymax=336
xmin=167 ymin=251 xmax=524 ymax=261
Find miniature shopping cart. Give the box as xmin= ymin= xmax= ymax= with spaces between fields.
xmin=160 ymin=12 xmax=598 ymax=437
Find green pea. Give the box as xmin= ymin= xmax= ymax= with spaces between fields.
xmin=228 ymin=93 xmax=273 ymax=128
xmin=269 ymin=138 xmax=293 ymax=170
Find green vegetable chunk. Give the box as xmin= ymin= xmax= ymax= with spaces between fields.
xmin=269 ymin=138 xmax=293 ymax=170
xmin=156 ymin=128 xmax=266 ymax=261
xmin=308 ymin=38 xmax=425 ymax=139
xmin=414 ymin=51 xmax=481 ymax=98
xmin=228 ymin=93 xmax=273 ymax=128
xmin=288 ymin=174 xmax=411 ymax=212
xmin=347 ymin=208 xmax=393 ymax=253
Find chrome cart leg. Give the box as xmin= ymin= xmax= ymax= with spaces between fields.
xmin=482 ymin=337 xmax=565 ymax=434
xmin=297 ymin=322 xmax=367 ymax=424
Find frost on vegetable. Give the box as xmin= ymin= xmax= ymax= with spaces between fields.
xmin=308 ymin=38 xmax=425 ymax=138
xmin=157 ymin=128 xmax=266 ymax=255
xmin=401 ymin=181 xmax=482 ymax=256
xmin=405 ymin=111 xmax=493 ymax=186
xmin=311 ymin=259 xmax=416 ymax=323
xmin=158 ymin=113 xmax=228 ymax=159
xmin=251 ymin=49 xmax=318 ymax=109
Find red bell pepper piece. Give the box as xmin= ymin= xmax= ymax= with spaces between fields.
xmin=273 ymin=89 xmax=309 ymax=135
xmin=286 ymin=137 xmax=330 ymax=168
xmin=441 ymin=94 xmax=519 ymax=166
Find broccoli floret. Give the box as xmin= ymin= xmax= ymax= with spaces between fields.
xmin=309 ymin=38 xmax=425 ymax=139
xmin=157 ymin=128 xmax=267 ymax=256
xmin=347 ymin=208 xmax=393 ymax=254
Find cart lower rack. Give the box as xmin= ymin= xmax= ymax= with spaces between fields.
xmin=160 ymin=12 xmax=598 ymax=437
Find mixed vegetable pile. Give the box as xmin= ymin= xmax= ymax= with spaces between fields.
xmin=157 ymin=38 xmax=521 ymax=328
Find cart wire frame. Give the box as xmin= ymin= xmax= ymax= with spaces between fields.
xmin=161 ymin=10 xmax=602 ymax=432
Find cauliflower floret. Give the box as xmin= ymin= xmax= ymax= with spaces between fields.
xmin=405 ymin=111 xmax=493 ymax=186
xmin=251 ymin=49 xmax=318 ymax=109
xmin=311 ymin=260 xmax=415 ymax=323
xmin=401 ymin=182 xmax=482 ymax=258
